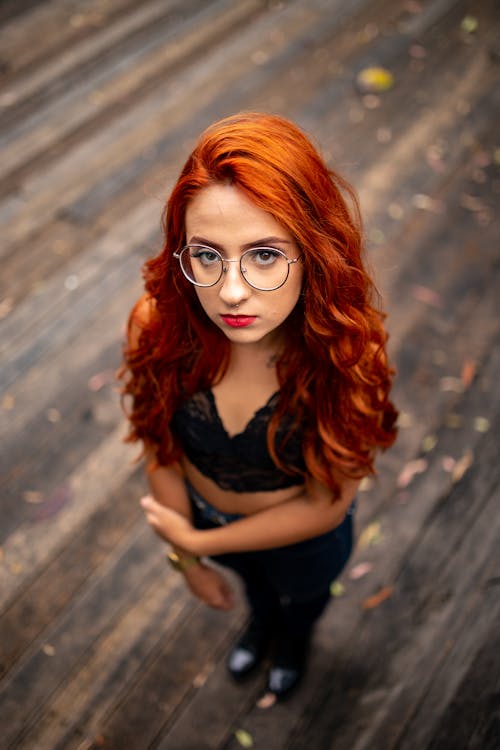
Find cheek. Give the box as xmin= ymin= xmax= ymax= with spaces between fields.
xmin=194 ymin=289 xmax=215 ymax=313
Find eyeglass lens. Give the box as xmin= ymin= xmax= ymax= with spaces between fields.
xmin=179 ymin=245 xmax=290 ymax=290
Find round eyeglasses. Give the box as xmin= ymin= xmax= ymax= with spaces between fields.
xmin=173 ymin=244 xmax=300 ymax=292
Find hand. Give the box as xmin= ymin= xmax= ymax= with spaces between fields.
xmin=183 ymin=562 xmax=235 ymax=610
xmin=140 ymin=494 xmax=198 ymax=551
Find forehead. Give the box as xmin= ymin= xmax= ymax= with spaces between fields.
xmin=185 ymin=183 xmax=294 ymax=245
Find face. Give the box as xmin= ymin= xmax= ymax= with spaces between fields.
xmin=183 ymin=183 xmax=303 ymax=349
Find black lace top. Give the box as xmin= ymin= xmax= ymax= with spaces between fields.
xmin=171 ymin=390 xmax=306 ymax=492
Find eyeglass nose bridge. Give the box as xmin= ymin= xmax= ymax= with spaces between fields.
xmin=220 ymin=257 xmax=243 ymax=274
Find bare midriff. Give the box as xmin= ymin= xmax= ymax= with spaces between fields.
xmin=181 ymin=455 xmax=305 ymax=516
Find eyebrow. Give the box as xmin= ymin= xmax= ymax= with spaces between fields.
xmin=187 ymin=235 xmax=293 ymax=251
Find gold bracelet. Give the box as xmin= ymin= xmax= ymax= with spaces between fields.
xmin=166 ymin=550 xmax=200 ymax=572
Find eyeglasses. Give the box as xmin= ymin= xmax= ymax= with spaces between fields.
xmin=174 ymin=244 xmax=300 ymax=291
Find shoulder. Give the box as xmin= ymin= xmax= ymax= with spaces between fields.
xmin=127 ymin=294 xmax=157 ymax=350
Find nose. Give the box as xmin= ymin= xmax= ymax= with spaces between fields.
xmin=218 ymin=259 xmax=251 ymax=307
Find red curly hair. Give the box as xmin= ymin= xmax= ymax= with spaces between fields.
xmin=121 ymin=112 xmax=397 ymax=495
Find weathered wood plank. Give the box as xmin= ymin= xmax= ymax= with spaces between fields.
xmin=0 ymin=467 xmax=145 ymax=678
xmin=1 ymin=0 xmax=499 ymax=747
xmin=427 ymin=615 xmax=500 ymax=750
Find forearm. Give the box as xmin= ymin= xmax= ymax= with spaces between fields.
xmin=145 ymin=453 xmax=196 ymax=559
xmin=146 ymin=455 xmax=192 ymax=519
xmin=193 ymin=492 xmax=351 ymax=556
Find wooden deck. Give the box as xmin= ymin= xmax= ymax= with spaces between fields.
xmin=1 ymin=1 xmax=499 ymax=747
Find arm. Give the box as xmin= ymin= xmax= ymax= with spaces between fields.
xmin=141 ymin=475 xmax=360 ymax=557
xmin=143 ymin=454 xmax=235 ymax=610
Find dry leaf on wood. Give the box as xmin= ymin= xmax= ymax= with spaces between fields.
xmin=411 ymin=285 xmax=443 ymax=307
xmin=234 ymin=729 xmax=254 ymax=747
xmin=356 ymin=66 xmax=394 ymax=93
xmin=452 ymin=451 xmax=473 ymax=483
xmin=330 ymin=581 xmax=345 ymax=597
xmin=349 ymin=562 xmax=374 ymax=580
xmin=397 ymin=458 xmax=428 ymax=488
xmin=461 ymin=359 xmax=476 ymax=388
xmin=363 ymin=586 xmax=394 ymax=610
xmin=358 ymin=521 xmax=382 ymax=549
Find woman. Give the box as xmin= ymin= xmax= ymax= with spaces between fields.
xmin=121 ymin=112 xmax=397 ymax=701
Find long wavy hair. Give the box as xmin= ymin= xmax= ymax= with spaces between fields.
xmin=120 ymin=112 xmax=397 ymax=494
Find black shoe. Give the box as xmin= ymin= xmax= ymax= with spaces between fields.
xmin=227 ymin=617 xmax=272 ymax=680
xmin=266 ymin=630 xmax=310 ymax=699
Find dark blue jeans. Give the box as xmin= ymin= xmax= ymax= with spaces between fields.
xmin=188 ymin=483 xmax=354 ymax=635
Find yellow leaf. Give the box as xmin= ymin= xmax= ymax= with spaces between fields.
xmin=421 ymin=435 xmax=437 ymax=453
xmin=358 ymin=521 xmax=382 ymax=549
xmin=461 ymin=16 xmax=478 ymax=33
xmin=234 ymin=729 xmax=254 ymax=748
xmin=356 ymin=66 xmax=394 ymax=93
xmin=330 ymin=581 xmax=345 ymax=597
xmin=473 ymin=417 xmax=490 ymax=433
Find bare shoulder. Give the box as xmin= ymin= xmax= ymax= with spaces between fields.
xmin=127 ymin=294 xmax=157 ymax=350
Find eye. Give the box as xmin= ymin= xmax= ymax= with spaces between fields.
xmin=247 ymin=247 xmax=282 ymax=266
xmin=191 ymin=247 xmax=220 ymax=266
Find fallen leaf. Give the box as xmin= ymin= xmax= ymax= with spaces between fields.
xmin=441 ymin=456 xmax=456 ymax=473
xmin=397 ymin=458 xmax=428 ymax=488
xmin=358 ymin=521 xmax=382 ymax=549
xmin=2 ymin=394 xmax=15 ymax=410
xmin=23 ymin=491 xmax=45 ymax=504
xmin=461 ymin=15 xmax=478 ymax=34
xmin=421 ymin=435 xmax=437 ymax=453
xmin=362 ymin=94 xmax=381 ymax=109
xmin=452 ymin=451 xmax=473 ymax=483
xmin=409 ymin=44 xmax=427 ymax=59
xmin=461 ymin=193 xmax=487 ymax=212
xmin=88 ymin=369 xmax=115 ymax=392
xmin=32 ymin=485 xmax=72 ymax=521
xmin=64 ymin=274 xmax=80 ymax=291
xmin=461 ymin=359 xmax=476 ymax=388
xmin=397 ymin=411 xmax=414 ymax=428
xmin=387 ymin=202 xmax=404 ymax=220
xmin=356 ymin=66 xmax=394 ymax=93
xmin=440 ymin=377 xmax=464 ymax=393
xmin=363 ymin=586 xmax=394 ymax=610
xmin=359 ymin=477 xmax=374 ymax=492
xmin=412 ymin=285 xmax=443 ymax=308
xmin=256 ymin=692 xmax=277 ymax=709
xmin=192 ymin=662 xmax=214 ymax=688
xmin=0 ymin=297 xmax=14 ymax=320
xmin=411 ymin=194 xmax=443 ymax=213
xmin=330 ymin=581 xmax=345 ymax=597
xmin=349 ymin=562 xmax=374 ymax=580
xmin=473 ymin=417 xmax=490 ymax=433
xmin=234 ymin=729 xmax=254 ymax=748
xmin=42 ymin=644 xmax=56 ymax=656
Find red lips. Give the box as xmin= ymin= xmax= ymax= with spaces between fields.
xmin=220 ymin=315 xmax=257 ymax=328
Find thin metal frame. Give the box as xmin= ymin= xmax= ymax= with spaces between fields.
xmin=173 ymin=244 xmax=300 ymax=291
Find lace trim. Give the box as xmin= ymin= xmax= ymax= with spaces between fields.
xmin=171 ymin=390 xmax=305 ymax=492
